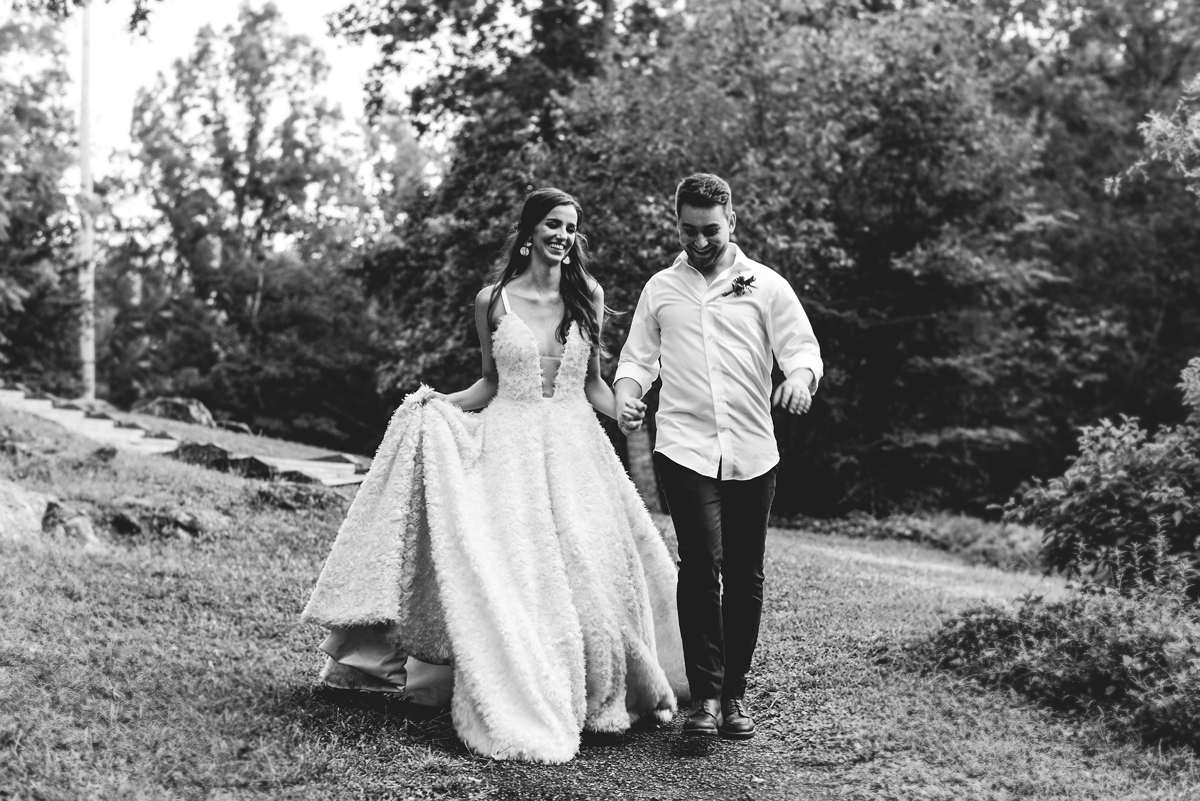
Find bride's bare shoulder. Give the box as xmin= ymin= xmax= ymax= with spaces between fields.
xmin=476 ymin=284 xmax=497 ymax=305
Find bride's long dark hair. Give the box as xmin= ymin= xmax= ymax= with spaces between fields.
xmin=488 ymin=188 xmax=603 ymax=350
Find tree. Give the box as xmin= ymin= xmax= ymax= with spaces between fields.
xmin=532 ymin=0 xmax=1108 ymax=515
xmin=332 ymin=0 xmax=620 ymax=131
xmin=336 ymin=0 xmax=643 ymax=397
xmin=1110 ymin=74 xmax=1200 ymax=205
xmin=9 ymin=0 xmax=163 ymax=31
xmin=101 ymin=2 xmax=417 ymax=450
xmin=0 ymin=16 xmax=80 ymax=392
xmin=975 ymin=0 xmax=1200 ymax=430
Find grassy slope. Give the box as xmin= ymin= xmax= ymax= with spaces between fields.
xmin=2 ymin=406 xmax=1200 ymax=800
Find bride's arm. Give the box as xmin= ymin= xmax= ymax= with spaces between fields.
xmin=435 ymin=287 xmax=501 ymax=411
xmin=584 ymin=284 xmax=619 ymax=420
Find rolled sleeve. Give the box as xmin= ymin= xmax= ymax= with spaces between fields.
xmin=615 ymin=284 xmax=662 ymax=395
xmin=769 ymin=279 xmax=823 ymax=393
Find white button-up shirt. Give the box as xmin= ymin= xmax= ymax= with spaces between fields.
xmin=616 ymin=244 xmax=823 ymax=481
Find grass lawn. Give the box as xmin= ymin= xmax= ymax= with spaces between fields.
xmin=3 ymin=405 xmax=1200 ymax=800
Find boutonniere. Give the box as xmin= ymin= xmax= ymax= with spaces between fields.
xmin=722 ymin=273 xmax=756 ymax=297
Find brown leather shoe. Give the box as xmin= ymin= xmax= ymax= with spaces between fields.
xmin=719 ymin=697 xmax=755 ymax=740
xmin=682 ymin=698 xmax=721 ymax=737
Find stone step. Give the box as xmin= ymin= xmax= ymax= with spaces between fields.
xmin=255 ymin=456 xmax=357 ymax=477
xmin=125 ymin=439 xmax=181 ymax=455
xmin=0 ymin=391 xmax=361 ymax=486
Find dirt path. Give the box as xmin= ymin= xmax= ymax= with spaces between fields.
xmin=379 ymin=530 xmax=1070 ymax=801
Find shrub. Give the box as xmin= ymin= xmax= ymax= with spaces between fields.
xmin=1004 ymin=358 xmax=1200 ymax=587
xmin=930 ymin=535 xmax=1200 ymax=749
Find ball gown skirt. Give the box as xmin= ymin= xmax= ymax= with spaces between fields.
xmin=302 ymin=309 xmax=687 ymax=763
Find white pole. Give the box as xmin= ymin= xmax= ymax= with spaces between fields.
xmin=78 ymin=1 xmax=96 ymax=401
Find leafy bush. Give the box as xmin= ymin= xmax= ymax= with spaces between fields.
xmin=779 ymin=511 xmax=1042 ymax=571
xmin=1003 ymin=358 xmax=1200 ymax=587
xmin=931 ymin=535 xmax=1200 ymax=749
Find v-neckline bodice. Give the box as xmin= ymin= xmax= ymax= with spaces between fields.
xmin=492 ymin=286 xmax=587 ymax=403
xmin=499 ymin=288 xmax=566 ymax=360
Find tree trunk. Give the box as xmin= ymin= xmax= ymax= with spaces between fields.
xmin=597 ymin=0 xmax=615 ymax=64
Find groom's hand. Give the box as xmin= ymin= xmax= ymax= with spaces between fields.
xmin=773 ymin=376 xmax=813 ymax=415
xmin=618 ymin=397 xmax=646 ymax=435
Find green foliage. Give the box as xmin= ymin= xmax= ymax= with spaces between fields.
xmin=932 ymin=535 xmax=1200 ymax=749
xmin=332 ymin=0 xmax=617 ymax=132
xmin=0 ymin=16 xmax=80 ymax=394
xmin=97 ymin=4 xmax=414 ymax=451
xmin=1109 ymin=74 xmax=1200 ymax=205
xmin=11 ymin=0 xmax=163 ymax=31
xmin=345 ymin=0 xmax=1177 ymax=513
xmin=984 ymin=0 xmax=1200 ymax=440
xmin=185 ymin=255 xmax=392 ymax=451
xmin=345 ymin=0 xmax=625 ymax=406
xmin=1004 ymin=358 xmax=1200 ymax=586
xmin=532 ymin=0 xmax=1099 ymax=514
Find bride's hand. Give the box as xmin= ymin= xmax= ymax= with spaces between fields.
xmin=617 ymin=397 xmax=646 ymax=435
xmin=429 ymin=390 xmax=465 ymax=409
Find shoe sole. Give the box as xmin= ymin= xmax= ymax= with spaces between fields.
xmin=719 ymin=728 xmax=756 ymax=740
xmin=682 ymin=727 xmax=720 ymax=738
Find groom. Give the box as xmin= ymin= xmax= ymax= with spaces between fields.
xmin=615 ymin=173 xmax=822 ymax=740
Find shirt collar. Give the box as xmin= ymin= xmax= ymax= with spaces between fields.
xmin=672 ymin=243 xmax=752 ymax=283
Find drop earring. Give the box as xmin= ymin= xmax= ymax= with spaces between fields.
xmin=519 ymin=240 xmax=531 ymax=257
xmin=562 ymin=253 xmax=571 ymax=265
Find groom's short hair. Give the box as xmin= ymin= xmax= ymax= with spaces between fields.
xmin=675 ymin=173 xmax=732 ymax=216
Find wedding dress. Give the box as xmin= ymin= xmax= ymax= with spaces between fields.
xmin=302 ymin=289 xmax=687 ymax=763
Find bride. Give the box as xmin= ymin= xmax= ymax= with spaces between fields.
xmin=302 ymin=188 xmax=687 ymax=763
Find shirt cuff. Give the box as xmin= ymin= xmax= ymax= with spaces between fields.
xmin=614 ymin=363 xmax=656 ymax=396
xmin=782 ymin=358 xmax=823 ymax=393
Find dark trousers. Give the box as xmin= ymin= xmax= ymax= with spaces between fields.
xmin=654 ymin=453 xmax=776 ymax=702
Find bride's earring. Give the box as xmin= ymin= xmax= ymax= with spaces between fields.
xmin=562 ymin=253 xmax=571 ymax=265
xmin=519 ymin=240 xmax=531 ymax=257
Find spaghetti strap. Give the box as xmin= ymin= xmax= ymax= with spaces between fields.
xmin=499 ymin=286 xmax=511 ymax=315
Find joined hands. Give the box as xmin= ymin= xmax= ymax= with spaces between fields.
xmin=617 ymin=397 xmax=647 ymax=436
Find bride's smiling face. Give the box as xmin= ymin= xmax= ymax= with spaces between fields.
xmin=530 ymin=204 xmax=578 ymax=265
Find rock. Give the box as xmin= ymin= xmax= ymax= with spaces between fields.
xmin=223 ymin=455 xmax=279 ymax=480
xmin=171 ymin=509 xmax=197 ymax=529
xmin=109 ymin=510 xmax=144 ymax=536
xmin=0 ymin=478 xmax=51 ymax=540
xmin=215 ymin=420 xmax=256 ymax=436
xmin=0 ymin=440 xmax=32 ymax=458
xmin=189 ymin=508 xmax=233 ymax=535
xmin=0 ymin=425 xmax=52 ymax=457
xmin=63 ymin=516 xmax=101 ymax=546
xmin=132 ymin=396 xmax=217 ymax=428
xmin=171 ymin=441 xmax=233 ymax=469
xmin=254 ymin=482 xmax=343 ymax=511
xmin=90 ymin=446 xmax=118 ymax=463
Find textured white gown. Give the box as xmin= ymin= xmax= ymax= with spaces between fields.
xmin=302 ymin=297 xmax=687 ymax=763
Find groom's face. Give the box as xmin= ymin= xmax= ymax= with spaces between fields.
xmin=677 ymin=203 xmax=736 ymax=272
